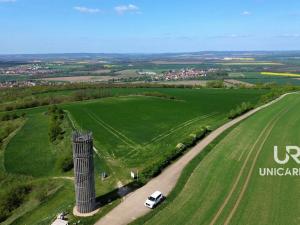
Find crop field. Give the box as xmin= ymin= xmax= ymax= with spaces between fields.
xmin=140 ymin=93 xmax=300 ymax=225
xmin=4 ymin=114 xmax=57 ymax=177
xmin=65 ymin=88 xmax=266 ymax=181
xmin=261 ymin=72 xmax=300 ymax=77
xmin=233 ymin=72 xmax=300 ymax=85
xmin=218 ymin=62 xmax=283 ymax=66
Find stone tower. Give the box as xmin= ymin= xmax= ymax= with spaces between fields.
xmin=72 ymin=131 xmax=96 ymax=214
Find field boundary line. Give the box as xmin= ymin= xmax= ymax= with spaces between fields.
xmin=52 ymin=176 xmax=74 ymax=181
xmin=223 ymin=105 xmax=294 ymax=225
xmin=144 ymin=113 xmax=218 ymax=146
xmin=65 ymin=110 xmax=79 ymax=130
xmin=88 ymin=111 xmax=139 ymax=147
xmin=85 ymin=110 xmax=137 ymax=149
xmin=1 ymin=118 xmax=27 ymax=173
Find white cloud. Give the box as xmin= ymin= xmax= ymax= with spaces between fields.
xmin=0 ymin=0 xmax=16 ymax=3
xmin=114 ymin=4 xmax=140 ymax=14
xmin=242 ymin=11 xmax=251 ymax=16
xmin=211 ymin=34 xmax=252 ymax=39
xmin=279 ymin=34 xmax=300 ymax=38
xmin=74 ymin=6 xmax=101 ymax=14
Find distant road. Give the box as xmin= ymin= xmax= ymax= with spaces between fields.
xmin=95 ymin=93 xmax=294 ymax=225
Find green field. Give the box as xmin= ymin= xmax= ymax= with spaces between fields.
xmin=139 ymin=93 xmax=300 ymax=225
xmin=65 ymin=88 xmax=266 ymax=182
xmin=0 ymin=87 xmax=268 ymax=224
xmin=233 ymin=72 xmax=300 ymax=85
xmin=4 ymin=114 xmax=57 ymax=177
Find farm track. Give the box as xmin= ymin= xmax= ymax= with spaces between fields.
xmin=87 ymin=108 xmax=217 ymax=153
xmin=95 ymin=93 xmax=296 ymax=225
xmin=86 ymin=110 xmax=138 ymax=149
xmin=143 ymin=113 xmax=218 ymax=146
xmin=209 ymin=105 xmax=292 ymax=225
xmin=89 ymin=111 xmax=138 ymax=147
xmin=52 ymin=176 xmax=74 ymax=181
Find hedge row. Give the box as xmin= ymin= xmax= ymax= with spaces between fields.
xmin=48 ymin=105 xmax=65 ymax=143
xmin=228 ymin=102 xmax=254 ymax=120
xmin=139 ymin=127 xmax=211 ymax=183
xmin=141 ymin=92 xmax=177 ymax=100
xmin=47 ymin=105 xmax=74 ymax=172
xmin=1 ymin=112 xmax=25 ymax=122
xmin=0 ymin=184 xmax=32 ymax=222
xmin=0 ymin=124 xmax=20 ymax=148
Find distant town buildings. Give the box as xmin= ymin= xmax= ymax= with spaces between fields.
xmin=0 ymin=81 xmax=37 ymax=88
xmin=163 ymin=68 xmax=217 ymax=81
xmin=138 ymin=71 xmax=157 ymax=76
xmin=0 ymin=64 xmax=56 ymax=76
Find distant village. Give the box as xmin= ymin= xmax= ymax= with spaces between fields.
xmin=0 ymin=64 xmax=56 ymax=76
xmin=163 ymin=68 xmax=218 ymax=80
xmin=0 ymin=80 xmax=37 ymax=88
xmin=0 ymin=60 xmax=222 ymax=88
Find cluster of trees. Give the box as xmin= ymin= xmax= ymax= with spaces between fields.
xmin=47 ymin=105 xmax=74 ymax=172
xmin=0 ymin=184 xmax=32 ymax=222
xmin=0 ymin=113 xmax=24 ymax=147
xmin=206 ymin=80 xmax=225 ymax=88
xmin=259 ymin=86 xmax=297 ymax=104
xmin=0 ymin=123 xmax=20 ymax=148
xmin=141 ymin=92 xmax=176 ymax=100
xmin=73 ymin=88 xmax=113 ymax=101
xmin=2 ymin=85 xmax=193 ymax=112
xmin=140 ymin=127 xmax=211 ymax=183
xmin=48 ymin=105 xmax=64 ymax=143
xmin=4 ymin=96 xmax=66 ymax=112
xmin=1 ymin=82 xmax=189 ymax=103
xmin=228 ymin=102 xmax=254 ymax=119
xmin=1 ymin=112 xmax=25 ymax=121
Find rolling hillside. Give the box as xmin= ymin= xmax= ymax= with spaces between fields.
xmin=140 ymin=93 xmax=300 ymax=225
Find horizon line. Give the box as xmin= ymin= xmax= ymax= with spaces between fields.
xmin=1 ymin=50 xmax=300 ymax=56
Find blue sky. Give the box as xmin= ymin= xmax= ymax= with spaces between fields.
xmin=0 ymin=0 xmax=300 ymax=53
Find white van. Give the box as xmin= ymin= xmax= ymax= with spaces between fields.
xmin=144 ymin=191 xmax=164 ymax=209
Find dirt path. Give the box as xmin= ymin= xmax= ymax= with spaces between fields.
xmin=95 ymin=93 xmax=295 ymax=225
xmin=52 ymin=176 xmax=74 ymax=181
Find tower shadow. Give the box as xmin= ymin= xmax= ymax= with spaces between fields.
xmin=95 ymin=181 xmax=142 ymax=208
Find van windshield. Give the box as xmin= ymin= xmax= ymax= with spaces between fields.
xmin=148 ymin=196 xmax=156 ymax=201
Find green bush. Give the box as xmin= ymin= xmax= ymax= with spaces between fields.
xmin=49 ymin=121 xmax=63 ymax=142
xmin=0 ymin=122 xmax=20 ymax=147
xmin=141 ymin=92 xmax=177 ymax=100
xmin=59 ymin=154 xmax=74 ymax=172
xmin=0 ymin=184 xmax=32 ymax=222
xmin=206 ymin=80 xmax=225 ymax=88
xmin=1 ymin=113 xmax=24 ymax=122
xmin=228 ymin=102 xmax=254 ymax=119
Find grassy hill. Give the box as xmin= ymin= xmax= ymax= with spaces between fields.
xmin=0 ymin=87 xmax=267 ymax=224
xmin=137 ymin=93 xmax=300 ymax=225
